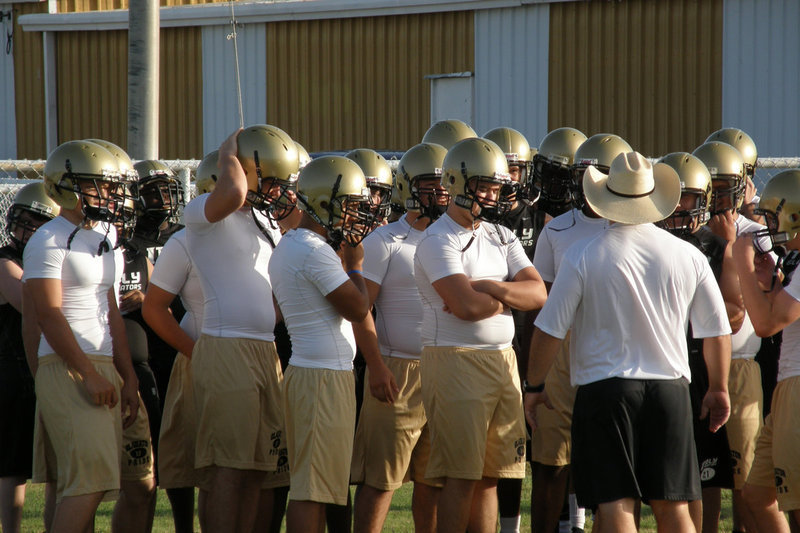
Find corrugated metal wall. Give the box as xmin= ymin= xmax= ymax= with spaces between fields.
xmin=56 ymin=30 xmax=128 ymax=145
xmin=57 ymin=0 xmax=225 ymax=13
xmin=474 ymin=4 xmax=550 ymax=147
xmin=13 ymin=1 xmax=48 ymax=158
xmin=160 ymin=26 xmax=202 ymax=158
xmin=548 ymin=0 xmax=723 ymax=157
xmin=201 ymin=23 xmax=267 ymax=156
xmin=55 ymin=27 xmax=201 ymax=158
xmin=265 ymin=11 xmax=474 ymax=153
xmin=722 ymin=0 xmax=800 ymax=157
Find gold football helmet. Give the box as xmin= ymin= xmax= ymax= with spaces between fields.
xmin=295 ymin=141 xmax=312 ymax=170
xmin=656 ymin=152 xmax=712 ymax=237
xmin=297 ymin=156 xmax=374 ymax=247
xmin=692 ymin=141 xmax=745 ymax=214
xmin=572 ymin=134 xmax=633 ymax=208
xmin=132 ymin=160 xmax=186 ymax=245
xmin=396 ymin=142 xmax=449 ymax=221
xmin=195 ymin=150 xmax=219 ymax=195
xmin=753 ymin=169 xmax=800 ymax=253
xmin=44 ymin=140 xmax=124 ymax=223
xmin=345 ymin=149 xmax=393 ymax=224
xmin=532 ymin=127 xmax=588 ymax=215
xmin=705 ymin=128 xmax=757 ymax=181
xmin=443 ymin=137 xmax=512 ymax=223
xmin=422 ymin=119 xmax=476 ymax=149
xmin=482 ymin=127 xmax=535 ymax=202
xmin=237 ymin=124 xmax=300 ymax=216
xmin=6 ymin=181 xmax=60 ymax=250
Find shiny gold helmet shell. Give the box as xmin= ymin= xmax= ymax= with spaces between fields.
xmin=442 ymin=137 xmax=512 ymax=223
xmin=422 ymin=119 xmax=476 ymax=149
xmin=692 ymin=141 xmax=745 ymax=214
xmin=297 ymin=156 xmax=374 ymax=247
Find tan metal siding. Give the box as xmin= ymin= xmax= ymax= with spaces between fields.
xmin=56 ymin=27 xmax=201 ymax=157
xmin=266 ymin=11 xmax=474 ymax=152
xmin=160 ymin=26 xmax=202 ymax=158
xmin=56 ymin=30 xmax=128 ymax=145
xmin=13 ymin=2 xmax=48 ymax=158
xmin=57 ymin=0 xmax=226 ymax=14
xmin=548 ymin=0 xmax=722 ymax=156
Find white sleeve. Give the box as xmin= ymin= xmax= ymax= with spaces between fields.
xmin=307 ymin=245 xmax=351 ymax=297
xmin=533 ymin=227 xmax=556 ymax=283
xmin=149 ymin=236 xmax=191 ymax=295
xmin=534 ymin=248 xmax=584 ymax=339
xmin=785 ymin=273 xmax=800 ymax=303
xmin=415 ymin=234 xmax=464 ymax=283
xmin=362 ymin=231 xmax=391 ymax=286
xmin=504 ymin=228 xmax=534 ymax=279
xmin=22 ymin=229 xmax=65 ymax=281
xmin=688 ymin=258 xmax=733 ymax=338
xmin=183 ymin=195 xmax=213 ymax=233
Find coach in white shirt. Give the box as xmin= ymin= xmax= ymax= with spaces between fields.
xmin=525 ymin=152 xmax=732 ymax=533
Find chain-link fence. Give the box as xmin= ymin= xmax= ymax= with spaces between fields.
xmin=0 ymin=156 xmax=796 ymax=246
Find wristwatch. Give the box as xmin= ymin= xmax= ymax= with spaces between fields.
xmin=522 ymin=380 xmax=545 ymax=393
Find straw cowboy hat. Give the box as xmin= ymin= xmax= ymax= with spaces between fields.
xmin=583 ymin=151 xmax=681 ymax=224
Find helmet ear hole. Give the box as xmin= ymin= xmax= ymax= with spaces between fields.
xmin=319 ymin=200 xmax=329 ymax=210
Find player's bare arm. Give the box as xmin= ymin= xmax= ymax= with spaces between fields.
xmin=432 ymin=273 xmax=505 ymax=321
xmin=204 ymin=128 xmax=248 ymax=223
xmin=351 ymin=278 xmax=400 ymax=403
xmin=469 ymin=266 xmax=547 ymax=312
xmin=733 ymin=234 xmax=800 ymax=336
xmin=108 ymin=287 xmax=139 ymax=428
xmin=26 ymin=277 xmax=118 ymax=407
xmin=142 ymin=284 xmax=195 ymax=359
xmin=700 ymin=334 xmax=732 ymax=433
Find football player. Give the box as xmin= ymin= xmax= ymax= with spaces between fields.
xmin=414 ymin=137 xmax=546 ymax=532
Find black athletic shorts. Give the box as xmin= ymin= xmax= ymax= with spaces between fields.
xmin=571 ymin=377 xmax=701 ymax=509
xmin=0 ymin=358 xmax=36 ymax=478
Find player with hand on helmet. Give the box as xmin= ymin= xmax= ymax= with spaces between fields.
xmin=22 ymin=140 xmax=154 ymax=533
xmin=350 ymin=142 xmax=451 ymax=533
xmin=0 ymin=182 xmax=58 ymax=533
xmin=183 ymin=126 xmax=293 ymax=531
xmin=269 ymin=156 xmax=381 ymax=533
xmin=658 ymin=152 xmax=745 ymax=533
xmin=693 ymin=138 xmax=771 ymax=532
xmin=413 ymin=137 xmax=547 ymax=531
xmin=732 ymin=170 xmax=800 ymax=530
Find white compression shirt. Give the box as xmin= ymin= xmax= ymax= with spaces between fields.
xmin=149 ymin=229 xmax=204 ymax=340
xmin=269 ymin=228 xmax=356 ymax=370
xmin=414 ymin=213 xmax=532 ymax=349
xmin=23 ymin=216 xmax=118 ymax=358
xmin=362 ymin=215 xmax=425 ymax=359
xmin=183 ymin=194 xmax=279 ymax=341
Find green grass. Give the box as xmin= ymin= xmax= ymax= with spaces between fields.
xmin=19 ymin=470 xmax=734 ymax=532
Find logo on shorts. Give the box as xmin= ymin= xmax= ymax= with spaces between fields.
xmin=776 ymin=468 xmax=789 ymax=494
xmin=270 ymin=430 xmax=283 ymax=455
xmin=274 ymin=453 xmax=289 ymax=474
xmin=125 ymin=440 xmax=151 ymax=467
xmin=700 ymin=458 xmax=718 ymax=482
xmin=730 ymin=450 xmax=741 ymax=475
xmin=514 ymin=438 xmax=526 ymax=463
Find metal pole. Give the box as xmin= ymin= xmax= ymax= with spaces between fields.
xmin=127 ymin=0 xmax=159 ymax=160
